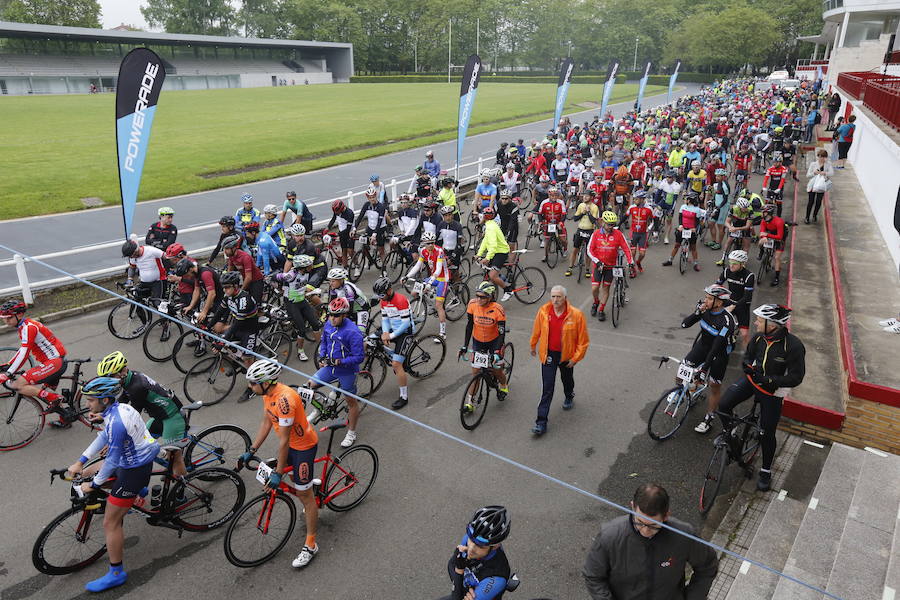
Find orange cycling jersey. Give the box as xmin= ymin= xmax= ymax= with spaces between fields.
xmin=264 ymin=383 xmax=318 ymax=451
xmin=466 ymin=300 xmax=506 ymax=343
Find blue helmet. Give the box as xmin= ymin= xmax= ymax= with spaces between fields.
xmin=81 ymin=376 xmax=122 ymax=400
xmin=240 ymin=193 xmax=253 ymax=203
xmin=370 ymin=174 xmax=379 ymax=182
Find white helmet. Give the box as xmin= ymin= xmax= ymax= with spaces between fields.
xmin=421 ymin=231 xmax=437 ymax=243
xmin=328 ymin=267 xmax=348 ymax=280
xmin=753 ymin=303 xmax=792 ymax=326
xmin=295 ymin=254 xmax=314 ymax=268
xmin=289 ymin=223 xmax=306 ymax=236
xmin=506 ymin=162 xmax=515 ymax=169
xmin=480 ymin=168 xmax=490 ymax=177
xmin=736 ymin=199 xmax=751 ymax=210
xmin=691 ymin=160 xmax=701 ymax=168
xmin=585 ymin=158 xmax=595 ymax=167
xmin=263 ymin=204 xmax=278 ymax=214
xmin=728 ymin=250 xmax=748 ymax=263
xmin=365 ymin=184 xmax=378 ymax=197
xmin=246 ymin=359 xmax=281 ymax=383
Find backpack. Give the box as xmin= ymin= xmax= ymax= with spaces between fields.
xmin=813 ymin=111 xmax=822 ymax=125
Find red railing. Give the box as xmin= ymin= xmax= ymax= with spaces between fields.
xmin=836 ymin=71 xmax=900 ymax=131
xmin=888 ymin=50 xmax=900 ymax=65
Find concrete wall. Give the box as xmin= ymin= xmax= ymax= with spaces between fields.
xmin=827 ymin=34 xmax=891 ymax=85
xmin=238 ymin=72 xmax=332 ymax=87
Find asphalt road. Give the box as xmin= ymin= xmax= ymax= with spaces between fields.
xmin=0 ymin=174 xmax=796 ymax=600
xmin=0 ymin=84 xmax=700 ymax=291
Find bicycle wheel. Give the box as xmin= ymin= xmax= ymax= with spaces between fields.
xmin=756 ymin=251 xmax=771 ymax=285
xmin=0 ymin=346 xmax=32 ymax=369
xmin=738 ymin=417 xmax=761 ymax=466
xmin=141 ymin=318 xmax=185 ymax=363
xmin=445 ymin=282 xmax=470 ymax=322
xmin=409 ymin=294 xmax=428 ymax=330
xmin=546 ymin=236 xmax=559 ymax=268
xmin=465 ymin=209 xmax=480 ymax=237
xmin=172 ymin=330 xmax=211 ymax=374
xmin=382 ymin=249 xmax=408 ymax=283
xmin=0 ymin=393 xmax=44 ymax=450
xmin=32 ymin=506 xmax=107 ymax=574
xmin=223 ymin=492 xmax=296 ymax=567
xmin=185 ymin=424 xmax=252 ymax=472
xmin=699 ymin=442 xmax=729 ymax=514
xmin=363 ymin=357 xmax=388 ymax=396
xmin=611 ymin=279 xmax=621 ymax=328
xmin=576 ymin=248 xmax=587 ymax=285
xmin=348 ymin=250 xmax=366 ymax=283
xmin=518 ymin=187 xmax=532 ymax=211
xmin=460 ymin=373 xmax=491 ymax=430
xmin=405 ymin=335 xmax=446 ymax=379
xmin=325 ymin=444 xmax=379 ymax=512
xmin=502 ymin=342 xmax=515 ymax=379
xmin=647 ymin=387 xmax=691 ymax=441
xmin=513 ymin=266 xmax=547 ymax=304
xmin=183 ymin=356 xmax=238 ymax=407
xmin=355 ymin=370 xmax=376 ymax=399
xmin=678 ymin=246 xmax=687 ymax=275
xmin=259 ymin=330 xmax=293 ymax=366
xmin=107 ymin=301 xmax=151 ymax=340
xmin=170 ymin=467 xmax=245 ymax=532
xmin=457 ymin=257 xmax=471 ymax=282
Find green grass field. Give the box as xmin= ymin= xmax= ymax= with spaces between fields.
xmin=0 ymin=82 xmax=664 ymax=218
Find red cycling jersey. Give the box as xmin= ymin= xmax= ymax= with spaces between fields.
xmin=763 ymin=165 xmax=788 ymax=191
xmin=418 ymin=245 xmax=450 ymax=280
xmin=759 ymin=216 xmax=785 ymax=241
xmin=629 ymin=161 xmax=647 ymax=183
xmin=734 ymin=153 xmax=753 ymax=171
xmin=525 ymin=155 xmax=548 ymax=176
xmin=538 ymin=199 xmax=566 ymax=224
xmin=586 ymin=228 xmax=633 ymax=266
xmin=628 ymin=206 xmax=653 ymax=234
xmin=6 ymin=318 xmax=66 ymax=373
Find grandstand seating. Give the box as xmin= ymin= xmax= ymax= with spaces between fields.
xmin=0 ymin=54 xmax=317 ymax=77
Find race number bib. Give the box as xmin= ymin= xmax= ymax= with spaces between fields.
xmin=730 ymin=231 xmax=742 ymax=238
xmin=472 ymin=352 xmax=490 ymax=369
xmin=677 ymin=363 xmax=696 ymax=383
xmin=612 ymin=267 xmax=624 ymax=278
xmin=255 ymin=461 xmax=273 ymax=485
xmin=763 ymin=238 xmax=775 ymax=249
xmin=547 ymin=223 xmax=557 ymax=233
xmin=357 ymin=311 xmax=369 ymax=327
xmin=297 ymin=387 xmax=314 ymax=402
xmin=616 ymin=195 xmax=624 ymax=204
xmin=682 ymin=229 xmax=693 ymax=239
xmin=736 ymin=173 xmax=745 ymax=182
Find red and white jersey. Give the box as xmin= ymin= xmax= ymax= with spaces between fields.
xmin=587 ymin=228 xmax=633 ymax=266
xmin=763 ymin=165 xmax=788 ymax=191
xmin=418 ymin=245 xmax=450 ymax=280
xmin=538 ymin=198 xmax=567 ymax=224
xmin=129 ymin=245 xmax=166 ymax=283
xmin=628 ymin=205 xmax=653 ymax=234
xmin=629 ymin=161 xmax=647 ymax=184
xmin=6 ymin=318 xmax=66 ymax=373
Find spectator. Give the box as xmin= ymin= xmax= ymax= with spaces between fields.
xmin=826 ymin=92 xmax=841 ymax=131
xmin=529 ymin=285 xmax=589 ymax=436
xmin=423 ymin=150 xmax=441 ymax=179
xmin=803 ymin=106 xmax=820 ymax=143
xmin=583 ymin=483 xmax=719 ymax=600
xmin=834 ymin=114 xmax=856 ymax=169
xmin=805 ymin=149 xmax=834 ymax=223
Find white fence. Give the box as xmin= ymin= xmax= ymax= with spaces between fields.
xmin=0 ymin=153 xmax=500 ymax=303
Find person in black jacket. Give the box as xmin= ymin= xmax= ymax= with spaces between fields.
xmin=718 ymin=303 xmax=806 ymax=491
xmin=209 ymin=216 xmax=242 ymax=264
xmin=146 ymin=206 xmax=178 ymax=251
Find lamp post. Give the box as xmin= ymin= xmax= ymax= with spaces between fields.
xmin=632 ymin=37 xmax=639 ymax=71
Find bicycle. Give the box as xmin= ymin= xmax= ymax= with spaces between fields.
xmin=0 ymin=357 xmax=97 ymax=451
xmin=106 ymin=281 xmax=157 ymax=340
xmin=572 ymin=231 xmax=591 ymax=284
xmin=141 ymin=298 xmax=187 ymax=363
xmin=181 ymin=336 xmax=283 ymax=407
xmin=699 ymin=400 xmax=762 ymax=514
xmin=223 ymin=421 xmax=378 ymax=567
xmin=33 ymin=448 xmax=245 ymax=574
xmin=458 ymin=344 xmax=514 ymax=430
xmin=308 ymin=229 xmax=345 ymax=270
xmin=348 ymin=231 xmax=385 ymax=283
xmin=646 ymin=356 xmax=707 ymax=441
xmin=405 ymin=277 xmax=470 ymax=328
xmin=522 ymin=216 xmax=542 ymax=250
xmin=542 ymin=223 xmax=565 ymax=269
xmin=178 ymin=401 xmax=253 ymax=473
xmin=468 ymin=250 xmax=547 ymax=305
xmin=677 ymin=228 xmax=695 ymax=275
xmin=382 ymin=238 xmax=417 ymax=284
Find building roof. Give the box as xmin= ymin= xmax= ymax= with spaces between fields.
xmin=0 ymin=20 xmax=351 ymax=50
xmin=797 ymin=20 xmax=839 ymax=45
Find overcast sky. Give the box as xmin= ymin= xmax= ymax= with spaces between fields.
xmin=98 ymin=0 xmax=150 ymax=30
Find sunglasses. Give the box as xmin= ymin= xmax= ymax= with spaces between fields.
xmin=476 ymin=294 xmax=490 ymax=299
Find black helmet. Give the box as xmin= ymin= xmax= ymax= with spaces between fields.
xmin=221 ymin=234 xmax=241 ymax=249
xmin=0 ymin=299 xmax=27 ymax=317
xmin=219 ymin=216 xmax=236 ymax=227
xmin=220 ymin=271 xmax=242 ymax=286
xmin=174 ymin=258 xmax=195 ymax=276
xmin=121 ymin=240 xmax=138 ymax=257
xmin=372 ymin=276 xmax=392 ymax=297
xmin=466 ymin=505 xmax=510 ymax=546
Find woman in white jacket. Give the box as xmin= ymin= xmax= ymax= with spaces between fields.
xmin=805 ymin=149 xmax=834 ymax=223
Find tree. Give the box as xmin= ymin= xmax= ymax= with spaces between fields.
xmin=0 ymin=0 xmax=101 ymax=28
xmin=141 ymin=0 xmax=237 ymax=35
xmin=238 ymin=0 xmax=290 ymax=38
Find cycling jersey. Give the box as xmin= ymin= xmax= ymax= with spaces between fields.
xmin=538 ymin=199 xmax=566 ymax=224
xmin=678 ymin=204 xmax=706 ymax=230
xmin=437 ymin=220 xmax=464 ymax=252
xmin=327 ymin=207 xmax=355 ymax=233
xmin=628 ymin=205 xmax=653 ymax=234
xmin=760 ymin=216 xmax=786 ymax=241
xmin=380 ymin=292 xmax=414 ymax=338
xmin=5 ymin=318 xmax=66 ymax=374
xmin=629 ymin=161 xmax=647 ymax=183
xmin=525 ymin=155 xmax=548 ymax=176
xmin=439 ymin=188 xmax=458 ymax=214
xmin=657 ymin=180 xmax=681 ymax=207
xmin=327 ymin=282 xmax=369 ymax=322
xmin=145 ymin=221 xmax=178 ymax=251
xmin=567 ymin=162 xmax=585 ymax=184
xmin=396 ymin=207 xmax=419 ymax=237
xmin=128 ymin=246 xmax=166 ymax=283
xmin=262 ymin=217 xmax=287 ymax=248
xmin=264 ymin=383 xmax=317 ymax=451
xmin=120 ymin=370 xmax=183 ymax=422
xmin=465 ymin=300 xmax=506 ymax=344
xmin=599 ymin=160 xmax=618 ymax=179
xmin=763 ymin=165 xmax=787 ymax=191
xmin=734 ymin=153 xmax=753 ymax=172
xmin=476 ymin=220 xmax=510 ymax=261
xmin=587 ymin=228 xmax=633 ymax=267
xmin=286 ymin=238 xmax=321 ymax=265
xmin=412 ymin=212 xmax=443 ymax=243
xmin=319 ymin=317 xmax=365 ymax=369
xmin=574 ymin=201 xmax=600 ymax=230
xmin=718 ymin=266 xmax=755 ymax=306
xmin=234 ymin=207 xmax=261 ymax=233
xmin=410 ymin=245 xmax=450 ymax=280
xmin=496 ymin=201 xmax=519 ymax=241
xmin=446 ymin=534 xmax=511 ymax=600
xmin=681 ymin=308 xmax=737 ymax=366
xmin=476 ymin=183 xmax=498 ymax=208
xmin=283 ymin=199 xmax=314 ymax=232
xmin=667 ymin=149 xmax=686 ymax=168
xmin=500 ymin=172 xmax=520 ymax=194
xmin=551 ymin=158 xmax=570 ymax=182
xmin=227 ymin=248 xmax=264 ymax=283
xmin=80 ymin=402 xmax=159 ymax=486
xmin=355 ymin=200 xmax=389 ymax=231
xmin=253 ymin=231 xmax=285 ymax=276
xmin=742 ymin=328 xmax=806 ymax=397
xmin=226 ymin=290 xmax=259 ymax=322
xmin=685 ymin=169 xmax=707 ymax=194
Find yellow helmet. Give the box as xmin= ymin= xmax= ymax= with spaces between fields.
xmin=97 ymin=351 xmax=127 ymax=377
xmin=602 ymin=211 xmax=619 ymax=225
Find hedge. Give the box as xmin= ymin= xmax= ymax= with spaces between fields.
xmin=349 ymin=72 xmax=722 ymax=84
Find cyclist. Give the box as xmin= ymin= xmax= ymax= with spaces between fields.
xmin=96 ymin=351 xmax=186 ymax=478
xmin=65 ymin=376 xmax=159 ymax=592
xmin=404 ymin=231 xmax=450 ymax=340
xmin=234 ymin=193 xmax=261 ymax=236
xmin=681 ymin=285 xmax=738 ymax=434
xmin=656 ymin=171 xmax=681 ymax=244
xmin=424 ymin=150 xmax=442 ymax=180
xmin=209 ymin=216 xmax=242 ymax=264
xmin=500 ymin=162 xmax=521 ymax=197
xmin=438 ymin=177 xmax=460 ymax=220
xmin=661 ymin=192 xmax=705 ymax=271
xmin=242 ymin=222 xmax=286 ymax=276
xmin=718 ymin=304 xmax=806 ymax=491
xmin=284 ymin=223 xmax=322 ymax=272
xmin=164 ymin=244 xmax=191 ymax=304
xmin=758 ymin=203 xmax=786 ymax=287
xmin=733 ymin=143 xmax=754 ymax=191
xmin=222 ymin=233 xmax=265 ymax=305
xmin=373 ymin=277 xmax=415 ymax=411
xmin=411 ymin=166 xmax=434 ymax=200
xmin=220 ymin=270 xmax=261 ymax=401
xmin=717 ymin=250 xmax=755 ymax=347
xmin=475 ymin=206 xmax=513 ymax=302
xmin=324 ymin=267 xmax=370 ymax=331
xmin=717 ymin=198 xmax=754 ymax=265
xmin=145 ymin=206 xmax=177 ymax=251
xmin=280 ymin=190 xmax=314 ymax=233
xmin=459 ymin=281 xmax=509 ymax=403
xmin=611 ymin=165 xmax=632 ymax=213
xmin=587 ymin=211 xmax=635 ymax=322
xmin=275 ymin=255 xmax=324 ymax=361
xmin=537 ymin=187 xmax=568 ymax=262
xmin=261 ymin=204 xmax=288 ymax=250
xmin=411 ymin=200 xmax=443 ymax=252
xmin=706 ymin=168 xmax=731 ymax=251
xmin=354 ymin=186 xmax=391 ymax=263
xmin=0 ymin=299 xmax=69 ymax=426
xmin=565 ymin=191 xmax=600 ymax=277
xmin=496 ymin=191 xmax=520 ymax=253
xmin=626 ymin=190 xmax=653 ymax=274
xmin=762 ymin=153 xmax=788 ymax=217
xmin=240 ymin=359 xmax=320 ymax=568
xmin=440 ymin=505 xmax=512 ymax=600
xmin=326 ymin=199 xmax=356 ymax=268
xmin=684 ymin=160 xmax=707 ymax=201
xmin=174 ymin=258 xmax=225 ymax=332
xmin=369 ymin=174 xmax=387 ymax=204
xmin=551 ymin=149 xmax=570 ymax=185
xmin=122 ymin=239 xmax=165 ymax=301
xmin=437 ymin=205 xmax=466 ymax=281
xmin=475 ymin=173 xmax=499 ymax=214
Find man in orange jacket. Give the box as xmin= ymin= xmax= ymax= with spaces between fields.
xmin=529 ymin=285 xmax=590 ymax=435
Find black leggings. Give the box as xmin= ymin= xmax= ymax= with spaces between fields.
xmin=806 ymin=191 xmax=824 ymax=220
xmin=717 ymin=377 xmax=783 ymax=471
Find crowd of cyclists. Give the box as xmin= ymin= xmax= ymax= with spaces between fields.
xmin=0 ymin=75 xmax=818 ymax=597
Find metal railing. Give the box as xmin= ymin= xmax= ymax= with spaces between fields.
xmin=0 ymin=152 xmax=500 ymax=302
xmin=836 ymin=70 xmax=900 ymax=132
xmin=836 ymin=71 xmax=900 ymax=100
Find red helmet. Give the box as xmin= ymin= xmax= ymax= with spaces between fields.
xmin=482 ymin=206 xmax=496 ymax=218
xmin=331 ymin=199 xmax=346 ymax=213
xmin=164 ymin=243 xmax=186 ymax=258
xmin=327 ymin=297 xmax=350 ymax=315
xmin=0 ymin=299 xmax=26 ymax=317
xmin=244 ymin=222 xmax=260 ymax=232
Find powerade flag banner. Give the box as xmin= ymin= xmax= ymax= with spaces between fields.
xmin=553 ymin=58 xmax=575 ymax=133
xmin=116 ymin=47 xmax=165 ymax=238
xmin=666 ymin=59 xmax=682 ymax=104
xmin=599 ymin=60 xmax=619 ymax=119
xmin=457 ymin=54 xmax=482 ymax=171
xmin=635 ymin=61 xmax=652 ymax=113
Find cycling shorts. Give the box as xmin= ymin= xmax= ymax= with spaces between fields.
xmin=630 ymin=232 xmax=648 ymax=250
xmin=287 ymin=300 xmax=322 ymax=336
xmin=734 ymin=303 xmax=750 ymax=329
xmin=23 ymin=357 xmax=66 ymax=386
xmin=107 ymin=460 xmax=154 ymax=508
xmin=591 ymin=263 xmax=615 ymax=286
xmin=389 ymin=333 xmax=413 ymax=363
xmin=148 ymin=412 xmax=188 ymax=446
xmin=248 ymin=278 xmax=265 ymax=305
xmin=227 ymin=328 xmax=257 ymax=355
xmin=684 ymin=347 xmax=730 ymax=385
xmin=542 ymin=222 xmax=566 ymax=238
xmin=364 ymin=228 xmax=387 ymax=247
xmin=472 ymin=338 xmax=501 ymax=354
xmin=488 ymin=253 xmax=508 ymax=270
xmin=287 ymin=445 xmax=318 ymax=491
xmin=432 ymin=280 xmax=449 ymax=301
xmin=675 ymin=229 xmax=698 ymax=247
xmin=312 ymin=365 xmax=357 ymax=395
xmin=338 ymin=229 xmax=354 ymax=249
xmin=572 ymin=229 xmax=592 ymax=248
xmin=763 ymin=239 xmax=785 ymax=252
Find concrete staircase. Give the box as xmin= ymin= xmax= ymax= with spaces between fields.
xmin=725 ymin=443 xmax=900 ymax=600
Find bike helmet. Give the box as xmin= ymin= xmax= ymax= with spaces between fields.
xmin=332 ymin=199 xmax=346 ymax=213
xmin=773 ymin=126 xmax=784 ymax=134
xmin=263 ymin=204 xmax=278 ymax=215
xmin=158 ymin=206 xmax=174 ymax=216
xmin=728 ymin=250 xmax=748 ymax=263
xmin=327 ymin=267 xmax=348 ymax=280
xmin=482 ymin=206 xmax=496 ymax=218
xmin=246 ymin=359 xmax=281 ymax=383
xmin=220 ymin=271 xmax=242 ymax=286
xmin=289 ymin=223 xmax=306 ymax=236
xmin=244 ymin=221 xmax=260 ymax=233
xmin=370 ymin=174 xmax=380 ymax=182
xmin=97 ymin=351 xmax=127 ymax=377
xmin=439 ymin=205 xmax=455 ymax=215
xmin=753 ymin=303 xmax=791 ymax=326
xmin=426 ymin=150 xmax=434 ymax=157
xmin=633 ymin=189 xmax=647 ymax=199
xmin=174 ymin=258 xmax=195 ymax=276
xmin=327 ymin=297 xmax=351 ymax=315
xmin=736 ymin=198 xmax=751 ymax=210
xmin=539 ymin=174 xmax=550 ymax=183
xmin=762 ymin=203 xmax=777 ymax=216
xmin=398 ymin=194 xmax=412 ymax=203
xmin=704 ymin=284 xmax=731 ymax=301
xmin=0 ymin=299 xmax=26 ymax=317
xmin=467 ymin=506 xmax=510 ymax=546
xmin=715 ymin=168 xmax=727 ymax=176
xmin=772 ymin=153 xmax=783 ymax=162
xmin=221 ymin=233 xmax=242 ymax=249
xmin=294 ymin=254 xmax=314 ymax=269
xmin=81 ymin=376 xmax=122 ymax=400
xmin=286 ymin=190 xmax=297 ymax=198
xmin=121 ymin=239 xmax=138 ymax=257
xmin=219 ymin=216 xmax=236 ymax=228
xmin=691 ymin=160 xmax=701 ymax=168
xmin=365 ymin=184 xmax=378 ymax=197
xmin=476 ymin=281 xmax=497 ymax=297
xmin=499 ymin=190 xmax=511 ymax=199
xmin=421 ymin=231 xmax=437 ymax=243
xmin=372 ymin=276 xmax=392 ymax=297
xmin=240 ymin=193 xmax=253 ymax=204
xmin=602 ymin=211 xmax=619 ymax=224
xmin=585 ymin=158 xmax=594 ymax=167
xmin=164 ymin=243 xmax=186 ymax=258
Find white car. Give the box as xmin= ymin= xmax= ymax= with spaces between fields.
xmin=779 ymin=79 xmax=800 ymax=91
xmin=767 ymin=70 xmax=790 ymax=81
